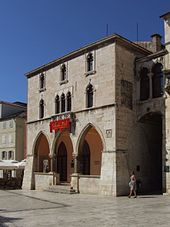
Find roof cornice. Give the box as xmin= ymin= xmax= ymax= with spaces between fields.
xmin=25 ymin=34 xmax=151 ymax=78
xmin=160 ymin=12 xmax=170 ymax=19
xmin=136 ymin=49 xmax=168 ymax=63
xmin=0 ymin=101 xmax=27 ymax=109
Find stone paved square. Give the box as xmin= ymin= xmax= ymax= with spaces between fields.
xmin=0 ymin=190 xmax=170 ymax=226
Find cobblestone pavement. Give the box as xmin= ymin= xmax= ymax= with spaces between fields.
xmin=0 ymin=190 xmax=170 ymax=227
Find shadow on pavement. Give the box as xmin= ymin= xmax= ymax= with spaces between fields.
xmin=0 ymin=215 xmax=22 ymax=227
xmin=138 ymin=196 xmax=158 ymax=199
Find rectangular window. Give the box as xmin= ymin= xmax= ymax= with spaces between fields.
xmin=3 ymin=122 xmax=6 ymax=129
xmin=85 ymin=51 xmax=96 ymax=76
xmin=9 ymin=120 xmax=13 ymax=128
xmin=87 ymin=52 xmax=94 ymax=72
xmin=60 ymin=63 xmax=68 ymax=85
xmin=39 ymin=72 xmax=46 ymax=92
xmin=8 ymin=151 xmax=14 ymax=160
xmin=2 ymin=135 xmax=6 ymax=144
xmin=9 ymin=134 xmax=14 ymax=143
xmin=2 ymin=151 xmax=6 ymax=160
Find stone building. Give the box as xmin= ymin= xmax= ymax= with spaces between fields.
xmin=162 ymin=12 xmax=170 ymax=194
xmin=0 ymin=101 xmax=27 ymax=162
xmin=22 ymin=12 xmax=170 ymax=196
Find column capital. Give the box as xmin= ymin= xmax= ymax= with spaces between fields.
xmin=72 ymin=153 xmax=78 ymax=158
xmin=49 ymin=153 xmax=55 ymax=159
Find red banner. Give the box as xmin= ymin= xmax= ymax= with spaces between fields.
xmin=50 ymin=119 xmax=70 ymax=133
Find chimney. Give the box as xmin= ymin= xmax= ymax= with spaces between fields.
xmin=151 ymin=34 xmax=162 ymax=52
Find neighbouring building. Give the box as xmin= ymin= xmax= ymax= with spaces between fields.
xmin=0 ymin=101 xmax=27 ymax=161
xmin=22 ymin=12 xmax=170 ymax=196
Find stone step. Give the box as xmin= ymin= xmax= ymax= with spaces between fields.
xmin=45 ymin=185 xmax=77 ymax=194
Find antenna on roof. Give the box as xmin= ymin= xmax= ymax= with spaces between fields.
xmin=136 ymin=23 xmax=139 ymax=42
xmin=106 ymin=24 xmax=109 ymax=36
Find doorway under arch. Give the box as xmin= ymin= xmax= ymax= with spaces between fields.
xmin=77 ymin=125 xmax=103 ymax=175
xmin=57 ymin=142 xmax=67 ymax=181
xmin=80 ymin=140 xmax=90 ymax=175
xmin=53 ymin=131 xmax=74 ymax=183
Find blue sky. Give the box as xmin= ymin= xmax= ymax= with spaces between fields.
xmin=0 ymin=0 xmax=169 ymax=103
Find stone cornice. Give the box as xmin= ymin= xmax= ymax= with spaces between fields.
xmin=136 ymin=49 xmax=168 ymax=63
xmin=27 ymin=103 xmax=116 ymax=125
xmin=25 ymin=34 xmax=151 ymax=78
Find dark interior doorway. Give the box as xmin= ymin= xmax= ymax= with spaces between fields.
xmin=82 ymin=140 xmax=90 ymax=175
xmin=139 ymin=112 xmax=162 ymax=194
xmin=57 ymin=142 xmax=67 ymax=182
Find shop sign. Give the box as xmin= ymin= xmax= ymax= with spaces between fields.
xmin=50 ymin=118 xmax=70 ymax=133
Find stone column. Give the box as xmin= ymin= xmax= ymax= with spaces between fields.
xmin=49 ymin=154 xmax=54 ymax=173
xmin=70 ymin=154 xmax=80 ymax=193
xmin=149 ymin=71 xmax=153 ymax=99
xmin=73 ymin=153 xmax=78 ymax=173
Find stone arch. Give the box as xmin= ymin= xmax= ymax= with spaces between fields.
xmin=137 ymin=110 xmax=163 ymax=122
xmin=32 ymin=131 xmax=50 ymax=155
xmin=76 ymin=123 xmax=105 ymax=175
xmin=76 ymin=123 xmax=105 ymax=155
xmin=32 ymin=131 xmax=50 ymax=172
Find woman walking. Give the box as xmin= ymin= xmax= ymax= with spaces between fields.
xmin=128 ymin=171 xmax=137 ymax=198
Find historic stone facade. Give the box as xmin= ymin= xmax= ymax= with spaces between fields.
xmin=22 ymin=12 xmax=170 ymax=196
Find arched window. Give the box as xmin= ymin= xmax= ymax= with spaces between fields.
xmin=8 ymin=151 xmax=14 ymax=160
xmin=152 ymin=63 xmax=164 ymax=98
xmin=55 ymin=95 xmax=60 ymax=114
xmin=140 ymin=67 xmax=150 ymax=101
xmin=61 ymin=64 xmax=66 ymax=81
xmin=2 ymin=151 xmax=6 ymax=160
xmin=86 ymin=52 xmax=93 ymax=72
xmin=86 ymin=84 xmax=93 ymax=108
xmin=39 ymin=73 xmax=45 ymax=89
xmin=61 ymin=93 xmax=65 ymax=113
xmin=66 ymin=92 xmax=71 ymax=111
xmin=39 ymin=99 xmax=44 ymax=119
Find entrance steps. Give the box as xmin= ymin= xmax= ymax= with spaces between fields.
xmin=45 ymin=184 xmax=77 ymax=194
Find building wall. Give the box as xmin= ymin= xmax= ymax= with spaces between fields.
xmin=115 ymin=44 xmax=143 ymax=195
xmin=0 ymin=117 xmax=26 ymax=162
xmin=114 ymin=41 xmax=166 ymax=195
xmin=27 ymin=43 xmax=116 ymax=122
xmin=163 ymin=14 xmax=170 ymax=193
xmin=0 ymin=119 xmax=16 ymax=160
xmin=15 ymin=117 xmax=26 ymax=161
xmin=164 ymin=15 xmax=170 ymax=70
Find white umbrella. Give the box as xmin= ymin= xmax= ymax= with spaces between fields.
xmin=0 ymin=160 xmax=25 ymax=170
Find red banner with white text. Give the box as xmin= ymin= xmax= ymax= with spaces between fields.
xmin=50 ymin=119 xmax=70 ymax=133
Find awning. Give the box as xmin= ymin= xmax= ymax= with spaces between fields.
xmin=0 ymin=160 xmax=26 ymax=170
